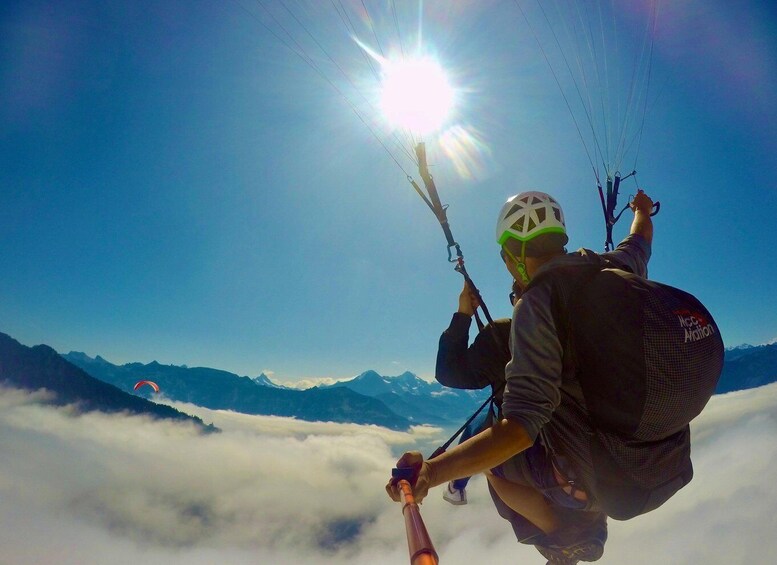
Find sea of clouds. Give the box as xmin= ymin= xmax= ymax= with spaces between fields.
xmin=1 ymin=383 xmax=776 ymax=564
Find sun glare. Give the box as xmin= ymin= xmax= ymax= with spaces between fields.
xmin=379 ymin=56 xmax=455 ymax=136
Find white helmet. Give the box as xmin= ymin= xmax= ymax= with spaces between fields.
xmin=496 ymin=191 xmax=568 ymax=255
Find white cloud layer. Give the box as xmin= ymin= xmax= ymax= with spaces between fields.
xmin=1 ymin=383 xmax=776 ymax=564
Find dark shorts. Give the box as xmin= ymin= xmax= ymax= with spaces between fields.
xmin=491 ymin=441 xmax=588 ymax=511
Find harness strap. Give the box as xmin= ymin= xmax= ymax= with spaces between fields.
xmin=428 ymin=388 xmax=501 ymax=459
xmin=410 ymin=142 xmax=501 ymax=344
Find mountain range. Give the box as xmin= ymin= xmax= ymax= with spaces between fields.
xmin=62 ymin=352 xmax=492 ymax=428
xmin=0 ymin=332 xmax=214 ymax=431
xmin=320 ymin=370 xmax=491 ymax=426
xmin=3 ymin=328 xmax=776 ymax=431
xmin=62 ymin=351 xmax=413 ymax=430
xmin=717 ymin=342 xmax=777 ymax=393
xmin=62 ymin=342 xmax=777 ymax=427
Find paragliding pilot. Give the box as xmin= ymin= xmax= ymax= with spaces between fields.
xmin=388 ymin=189 xmax=723 ymax=564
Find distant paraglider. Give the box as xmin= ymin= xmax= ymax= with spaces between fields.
xmin=133 ymin=380 xmax=160 ymax=393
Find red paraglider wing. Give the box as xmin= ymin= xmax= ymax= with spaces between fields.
xmin=133 ymin=380 xmax=160 ymax=393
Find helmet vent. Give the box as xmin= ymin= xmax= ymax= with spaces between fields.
xmin=536 ymin=207 xmax=546 ymax=223
xmin=553 ymin=207 xmax=562 ymax=222
xmin=527 ymin=217 xmax=537 ymax=231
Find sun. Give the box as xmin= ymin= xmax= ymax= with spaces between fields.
xmin=378 ymin=56 xmax=456 ymax=136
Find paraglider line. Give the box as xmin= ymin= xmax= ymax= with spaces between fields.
xmin=276 ymin=0 xmax=412 ymax=159
xmin=535 ymin=0 xmax=608 ymax=177
xmin=512 ymin=0 xmax=601 ymax=184
xmin=567 ymin=0 xmax=606 ymax=176
xmin=595 ymin=0 xmax=612 ymax=167
xmin=360 ymin=0 xmax=386 ymax=58
xmin=630 ymin=0 xmax=659 ymax=174
xmin=327 ymin=1 xmax=418 ymax=158
xmin=248 ymin=0 xmax=418 ymax=174
xmin=331 ymin=0 xmax=381 ymax=82
xmin=390 ymin=0 xmax=406 ymax=59
xmin=613 ymin=0 xmax=657 ymax=173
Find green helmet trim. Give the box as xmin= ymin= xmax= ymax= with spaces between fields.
xmin=497 ymin=226 xmax=567 ymax=246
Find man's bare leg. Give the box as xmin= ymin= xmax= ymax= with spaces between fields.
xmin=485 ymin=471 xmax=560 ymax=534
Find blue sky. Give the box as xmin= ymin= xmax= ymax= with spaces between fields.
xmin=1 ymin=1 xmax=775 ymax=384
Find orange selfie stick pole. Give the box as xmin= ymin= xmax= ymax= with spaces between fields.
xmin=393 ymin=468 xmax=439 ymax=565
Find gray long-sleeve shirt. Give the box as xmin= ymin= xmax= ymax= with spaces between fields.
xmin=501 ymin=234 xmax=651 ymax=487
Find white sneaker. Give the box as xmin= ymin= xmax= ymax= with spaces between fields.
xmin=442 ymin=482 xmax=467 ymax=505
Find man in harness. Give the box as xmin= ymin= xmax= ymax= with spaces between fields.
xmin=388 ymin=188 xmax=720 ymax=564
